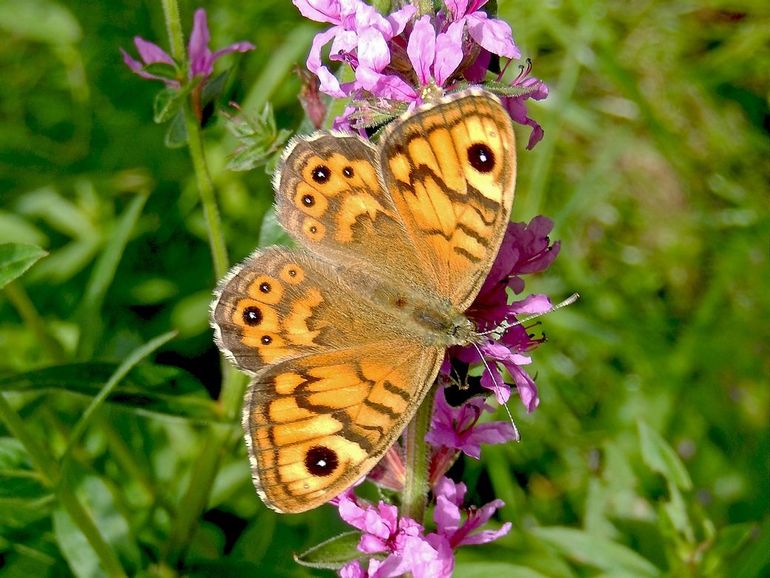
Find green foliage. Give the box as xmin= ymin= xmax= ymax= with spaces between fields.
xmin=0 ymin=0 xmax=767 ymax=576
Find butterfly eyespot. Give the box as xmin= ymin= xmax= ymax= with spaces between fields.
xmin=394 ymin=296 xmax=407 ymax=308
xmin=280 ymin=264 xmax=304 ymax=284
xmin=302 ymin=194 xmax=315 ymax=207
xmin=342 ymin=166 xmax=354 ymax=178
xmin=311 ymin=165 xmax=331 ymax=184
xmin=303 ymin=218 xmax=325 ymax=241
xmin=261 ymin=335 xmax=272 ymax=345
xmin=305 ymin=445 xmax=339 ymax=477
xmin=242 ymin=306 xmax=262 ymax=326
xmin=467 ymin=143 xmax=495 ymax=173
xmin=259 ymin=282 xmax=271 ymax=293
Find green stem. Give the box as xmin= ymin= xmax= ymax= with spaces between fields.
xmin=158 ymin=0 xmax=247 ymax=566
xmin=0 ymin=394 xmax=127 ymax=578
xmin=161 ymin=0 xmax=185 ymax=62
xmin=400 ymin=394 xmax=434 ymax=523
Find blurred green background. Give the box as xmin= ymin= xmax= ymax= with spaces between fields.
xmin=1 ymin=0 xmax=768 ymax=576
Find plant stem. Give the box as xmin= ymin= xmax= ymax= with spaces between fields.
xmin=400 ymin=394 xmax=434 ymax=523
xmin=159 ymin=0 xmax=247 ymax=566
xmin=161 ymin=0 xmax=185 ymax=61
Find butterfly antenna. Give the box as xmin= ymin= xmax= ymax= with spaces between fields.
xmin=481 ymin=292 xmax=580 ymax=339
xmin=471 ymin=342 xmax=520 ymax=441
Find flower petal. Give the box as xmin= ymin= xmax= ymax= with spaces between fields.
xmin=133 ymin=37 xmax=174 ymax=65
xmin=292 ymin=0 xmax=342 ymax=24
xmin=407 ymin=15 xmax=436 ymax=86
xmin=387 ymin=4 xmax=417 ymax=36
xmin=358 ymin=27 xmax=390 ymax=72
xmin=307 ymin=26 xmax=342 ymax=73
xmin=210 ymin=41 xmax=256 ymax=63
xmin=460 ymin=521 xmax=512 ymax=546
xmin=355 ymin=67 xmax=417 ymax=101
xmin=188 ymin=8 xmax=213 ymax=78
xmin=466 ymin=13 xmax=520 ymax=59
xmin=433 ymin=20 xmax=464 ymax=86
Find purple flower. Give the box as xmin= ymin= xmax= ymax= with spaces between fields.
xmin=429 ymin=477 xmax=512 ymax=549
xmin=294 ymin=0 xmax=548 ymax=140
xmin=337 ymin=493 xmax=450 ymax=578
xmin=122 ymin=8 xmax=254 ymax=88
xmin=446 ymin=0 xmax=520 ymax=59
xmin=501 ymin=60 xmax=550 ymax=149
xmin=445 ymin=217 xmax=560 ymax=411
xmin=426 ymin=387 xmax=519 ymax=459
xmin=294 ymin=0 xmax=415 ymax=97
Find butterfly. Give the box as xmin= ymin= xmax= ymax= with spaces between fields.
xmin=210 ymin=89 xmax=516 ymax=513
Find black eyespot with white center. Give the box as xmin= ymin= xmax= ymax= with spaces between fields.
xmin=261 ymin=335 xmax=272 ymax=345
xmin=302 ymin=194 xmax=315 ymax=207
xmin=242 ymin=306 xmax=262 ymax=326
xmin=467 ymin=143 xmax=495 ymax=173
xmin=259 ymin=282 xmax=271 ymax=293
xmin=311 ymin=165 xmax=330 ymax=184
xmin=342 ymin=166 xmax=354 ymax=178
xmin=305 ymin=446 xmax=339 ymax=476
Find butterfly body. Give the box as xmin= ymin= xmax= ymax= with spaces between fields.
xmin=211 ymin=89 xmax=516 ymax=513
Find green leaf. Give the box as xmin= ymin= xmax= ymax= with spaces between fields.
xmin=0 ymin=362 xmax=222 ymax=422
xmin=294 ymin=531 xmax=362 ymax=570
xmin=165 ymin=109 xmax=188 ymax=148
xmin=454 ymin=561 xmax=551 ymax=578
xmin=201 ymin=70 xmax=230 ymax=107
xmin=531 ymin=527 xmax=661 ymax=577
xmin=0 ymin=243 xmax=47 ymax=289
xmin=154 ymin=87 xmax=184 ymax=124
xmin=257 ymin=208 xmax=292 ymax=248
xmin=0 ymin=441 xmax=53 ymax=527
xmin=638 ymin=421 xmax=692 ymax=491
xmin=62 ymin=331 xmax=176 ymax=462
xmin=53 ymin=506 xmax=103 ymax=578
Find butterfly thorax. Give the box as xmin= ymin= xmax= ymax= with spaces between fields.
xmin=345 ymin=267 xmax=478 ymax=348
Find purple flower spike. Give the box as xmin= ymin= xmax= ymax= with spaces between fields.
xmin=122 ymin=8 xmax=254 ymax=87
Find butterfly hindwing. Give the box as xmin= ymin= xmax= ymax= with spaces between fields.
xmin=245 ymin=342 xmax=443 ymax=513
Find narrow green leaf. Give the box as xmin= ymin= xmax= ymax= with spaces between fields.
xmin=0 ymin=362 xmax=221 ymax=422
xmin=0 ymin=243 xmax=47 ymax=289
xmin=62 ymin=331 xmax=176 ymax=463
xmin=76 ymin=192 xmax=148 ymax=359
xmin=638 ymin=421 xmax=693 ymax=491
xmin=531 ymin=527 xmax=661 ymax=577
xmin=53 ymin=506 xmax=106 ymax=578
xmin=294 ymin=531 xmax=362 ymax=570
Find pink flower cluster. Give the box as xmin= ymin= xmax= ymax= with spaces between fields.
xmin=337 ymin=477 xmax=510 ymax=578
xmin=294 ymin=0 xmax=548 ymax=148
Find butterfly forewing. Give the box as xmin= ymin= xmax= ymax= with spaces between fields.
xmin=275 ymin=134 xmax=436 ymax=288
xmin=378 ymin=91 xmax=516 ymax=309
